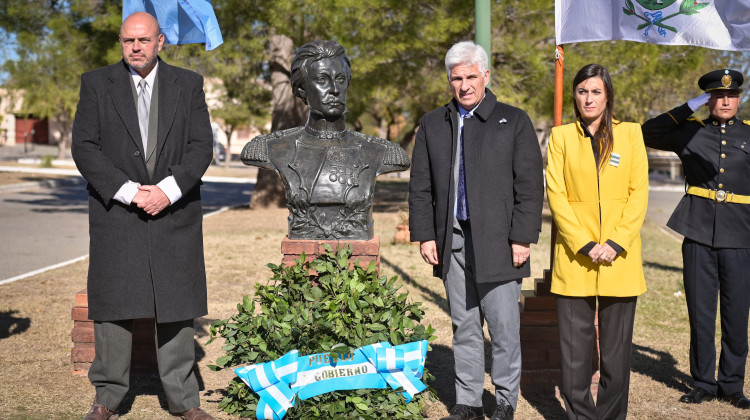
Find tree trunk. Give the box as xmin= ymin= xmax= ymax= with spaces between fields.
xmin=57 ymin=119 xmax=71 ymax=160
xmin=223 ymin=128 xmax=233 ymax=168
xmin=249 ymin=33 xmax=306 ymax=209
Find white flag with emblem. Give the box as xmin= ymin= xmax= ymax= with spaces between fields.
xmin=555 ymin=0 xmax=750 ymax=51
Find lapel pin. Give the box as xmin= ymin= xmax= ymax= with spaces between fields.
xmin=499 ymin=118 xmax=507 ymax=124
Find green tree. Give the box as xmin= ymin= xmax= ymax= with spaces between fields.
xmin=1 ymin=0 xmax=121 ymax=159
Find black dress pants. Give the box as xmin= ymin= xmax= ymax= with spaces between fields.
xmin=682 ymin=238 xmax=750 ymax=395
xmin=557 ymin=295 xmax=638 ymax=420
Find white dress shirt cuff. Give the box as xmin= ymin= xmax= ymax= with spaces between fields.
xmin=113 ymin=181 xmax=141 ymax=205
xmin=157 ymin=175 xmax=182 ymax=204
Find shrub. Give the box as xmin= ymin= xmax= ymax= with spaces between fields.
xmin=208 ymin=245 xmax=435 ymax=419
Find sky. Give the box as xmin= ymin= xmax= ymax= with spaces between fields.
xmin=0 ymin=30 xmax=18 ymax=83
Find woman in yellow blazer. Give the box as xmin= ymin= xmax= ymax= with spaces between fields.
xmin=546 ymin=64 xmax=648 ymax=420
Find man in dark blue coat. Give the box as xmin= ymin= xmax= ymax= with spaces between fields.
xmin=72 ymin=12 xmax=214 ymax=420
xmin=408 ymin=41 xmax=544 ymax=420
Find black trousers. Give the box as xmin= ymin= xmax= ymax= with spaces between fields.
xmin=682 ymin=238 xmax=750 ymax=395
xmin=88 ymin=319 xmax=200 ymax=413
xmin=557 ymin=295 xmax=638 ymax=420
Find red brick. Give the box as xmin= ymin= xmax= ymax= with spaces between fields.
xmin=281 ymin=237 xmax=380 ymax=256
xmin=548 ymin=348 xmax=561 ymax=366
xmin=520 ymin=310 xmax=558 ymax=326
xmin=520 ymin=368 xmax=561 ymax=386
xmin=71 ymin=343 xmax=95 ymax=363
xmin=542 ymin=269 xmax=553 ymax=283
xmin=71 ymin=306 xmax=90 ymax=321
xmin=520 ymin=326 xmax=560 ymax=343
xmin=74 ymin=320 xmax=93 ymax=329
xmin=71 ymin=325 xmax=95 ymax=343
xmin=520 ymin=290 xmax=556 ymax=311
xmin=533 ymin=277 xmax=553 ymax=296
xmin=75 ymin=288 xmax=88 ymax=307
xmin=346 ymin=237 xmax=380 ymax=255
xmin=281 ymin=238 xmax=318 ymax=255
xmin=522 ymin=349 xmax=559 ymax=369
xmin=72 ymin=362 xmax=91 ymax=375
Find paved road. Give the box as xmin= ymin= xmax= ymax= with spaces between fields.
xmin=646 ymin=184 xmax=685 ymax=240
xmin=0 ymin=180 xmax=254 ymax=282
xmin=0 ymin=175 xmax=685 ymax=282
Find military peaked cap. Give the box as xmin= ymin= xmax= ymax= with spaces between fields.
xmin=699 ymin=69 xmax=744 ymax=92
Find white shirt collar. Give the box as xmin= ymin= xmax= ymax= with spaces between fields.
xmin=129 ymin=61 xmax=159 ymax=93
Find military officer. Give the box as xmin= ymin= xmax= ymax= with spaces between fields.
xmin=642 ymin=69 xmax=750 ymax=409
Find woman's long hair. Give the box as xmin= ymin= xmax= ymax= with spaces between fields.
xmin=572 ymin=64 xmax=615 ymax=172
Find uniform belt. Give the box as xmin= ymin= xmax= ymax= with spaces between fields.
xmin=686 ymin=186 xmax=750 ymax=204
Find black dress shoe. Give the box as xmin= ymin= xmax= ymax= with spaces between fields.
xmin=719 ymin=392 xmax=750 ymax=409
xmin=440 ymin=404 xmax=484 ymax=420
xmin=489 ymin=400 xmax=514 ymax=420
xmin=679 ymin=387 xmax=716 ymax=404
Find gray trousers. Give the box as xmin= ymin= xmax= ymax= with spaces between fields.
xmin=556 ymin=296 xmax=637 ymax=420
xmin=444 ymin=221 xmax=522 ymax=409
xmin=88 ymin=319 xmax=200 ymax=413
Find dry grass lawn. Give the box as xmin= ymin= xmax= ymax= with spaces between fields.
xmin=1 ymin=179 xmax=749 ymax=419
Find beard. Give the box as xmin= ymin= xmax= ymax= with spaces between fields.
xmin=126 ymin=53 xmax=157 ymax=71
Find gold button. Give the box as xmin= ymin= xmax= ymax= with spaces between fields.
xmin=722 ymin=129 xmax=726 ymax=133
xmin=713 ymin=121 xmax=719 ymax=126
xmin=719 ymin=183 xmax=724 ymax=188
xmin=722 ymin=140 xmax=727 ymax=145
xmin=729 ymin=120 xmax=735 ymax=125
xmin=720 ymin=168 xmax=725 ymax=173
xmin=721 ymin=153 xmax=726 ymax=158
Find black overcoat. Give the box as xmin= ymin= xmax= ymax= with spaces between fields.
xmin=408 ymin=90 xmax=544 ymax=282
xmin=71 ymin=59 xmax=213 ymax=322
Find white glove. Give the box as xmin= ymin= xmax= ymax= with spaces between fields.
xmin=687 ymin=93 xmax=711 ymax=112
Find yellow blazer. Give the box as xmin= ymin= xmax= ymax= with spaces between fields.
xmin=546 ymin=120 xmax=648 ymax=297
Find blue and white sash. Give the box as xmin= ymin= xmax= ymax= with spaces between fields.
xmin=234 ymin=340 xmax=429 ymax=420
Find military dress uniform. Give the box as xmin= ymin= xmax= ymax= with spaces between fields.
xmin=642 ymin=70 xmax=750 ymax=403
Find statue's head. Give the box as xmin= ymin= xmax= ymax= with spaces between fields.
xmin=291 ymin=40 xmax=352 ymax=120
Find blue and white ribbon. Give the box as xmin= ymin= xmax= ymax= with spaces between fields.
xmin=609 ymin=152 xmax=621 ymax=168
xmin=234 ymin=340 xmax=429 ymax=420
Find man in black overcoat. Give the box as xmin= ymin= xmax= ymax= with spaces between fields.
xmin=71 ymin=12 xmax=214 ymax=420
xmin=408 ymin=41 xmax=544 ymax=420
xmin=643 ymin=69 xmax=750 ymax=410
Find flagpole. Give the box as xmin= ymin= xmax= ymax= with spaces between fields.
xmin=549 ymin=44 xmax=564 ymax=273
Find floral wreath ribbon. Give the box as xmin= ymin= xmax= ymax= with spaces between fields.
xmin=234 ymin=340 xmax=429 ymax=420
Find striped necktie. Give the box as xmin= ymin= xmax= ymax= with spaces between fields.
xmin=456 ymin=113 xmax=470 ymax=221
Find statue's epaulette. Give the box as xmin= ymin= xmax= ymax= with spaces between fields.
xmin=351 ymin=131 xmax=411 ymax=168
xmin=686 ymin=117 xmax=706 ymax=127
xmin=743 ymin=120 xmax=750 ymax=126
xmin=241 ymin=127 xmax=303 ymax=163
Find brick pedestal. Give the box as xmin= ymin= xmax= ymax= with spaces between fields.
xmin=519 ymin=270 xmax=600 ymax=395
xmin=281 ymin=236 xmax=380 ymax=271
xmin=71 ymin=288 xmax=158 ymax=375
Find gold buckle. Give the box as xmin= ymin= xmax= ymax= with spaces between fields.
xmin=715 ymin=189 xmax=727 ymax=203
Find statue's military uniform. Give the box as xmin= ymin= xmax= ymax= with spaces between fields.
xmin=242 ymin=127 xmax=410 ymax=240
xmin=642 ymin=76 xmax=750 ymax=400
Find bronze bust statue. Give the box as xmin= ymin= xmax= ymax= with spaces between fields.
xmin=241 ymin=40 xmax=410 ymax=240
